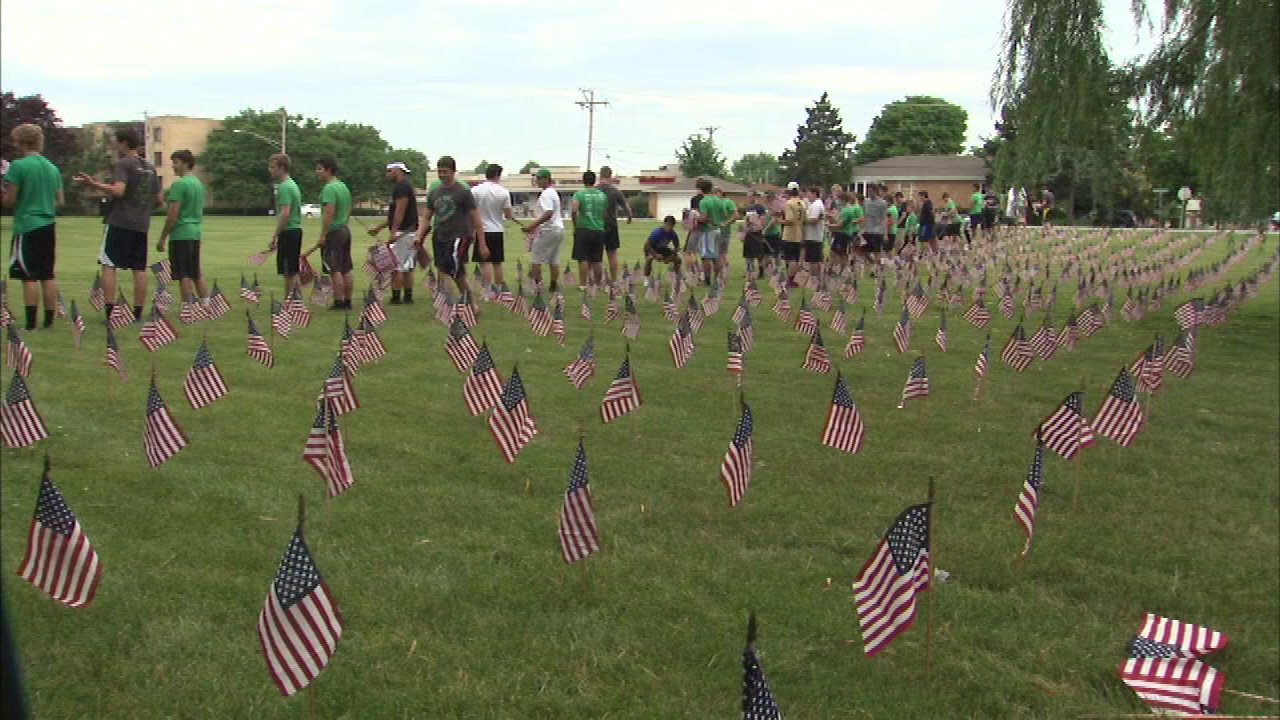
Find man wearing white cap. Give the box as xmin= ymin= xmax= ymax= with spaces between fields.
xmin=367 ymin=161 xmax=418 ymax=303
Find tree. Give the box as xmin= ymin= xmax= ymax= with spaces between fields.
xmin=519 ymin=160 xmax=541 ymax=174
xmin=389 ymin=148 xmax=429 ymax=178
xmin=473 ymin=160 xmax=490 ymax=174
xmin=674 ymin=134 xmax=727 ymax=178
xmin=0 ymin=92 xmax=79 ymax=167
xmin=854 ymin=96 xmax=967 ymax=164
xmin=730 ymin=152 xmax=781 ymax=185
xmin=778 ymin=93 xmax=857 ymax=187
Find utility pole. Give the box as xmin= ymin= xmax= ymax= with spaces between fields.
xmin=701 ymin=126 xmax=720 ymax=143
xmin=280 ymin=107 xmax=287 ymax=155
xmin=575 ymin=89 xmax=609 ymax=172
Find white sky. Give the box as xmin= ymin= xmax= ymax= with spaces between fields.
xmin=1 ymin=0 xmax=1157 ymax=174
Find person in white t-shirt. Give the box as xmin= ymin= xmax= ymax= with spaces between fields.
xmin=522 ymin=168 xmax=564 ymax=292
xmin=471 ymin=164 xmax=520 ymax=293
xmin=803 ymin=186 xmax=825 ymax=279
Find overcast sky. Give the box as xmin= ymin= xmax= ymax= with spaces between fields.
xmin=2 ymin=0 xmax=1156 ymax=175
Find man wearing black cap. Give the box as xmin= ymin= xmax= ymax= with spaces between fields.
xmin=367 ymin=161 xmax=418 ymax=304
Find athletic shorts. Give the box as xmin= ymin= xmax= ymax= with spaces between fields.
xmin=945 ymin=223 xmax=962 ymax=238
xmin=168 ymin=240 xmax=201 ymax=280
xmin=763 ymin=234 xmax=782 ymax=256
xmin=531 ymin=226 xmax=563 ymax=265
xmin=603 ymin=221 xmax=620 ymax=252
xmin=742 ymin=231 xmax=764 ymax=259
xmin=321 ymin=225 xmax=353 ymax=274
xmin=830 ymin=232 xmax=851 ymax=253
xmin=276 ymin=228 xmax=302 ymax=275
xmin=862 ymin=233 xmax=884 ymax=253
xmin=981 ymin=208 xmax=996 ymax=230
xmin=693 ymin=229 xmax=719 ymax=260
xmin=390 ymin=231 xmax=417 ymax=271
xmin=646 ymin=245 xmax=677 ymax=262
xmin=802 ymin=241 xmax=823 ymax=263
xmin=781 ymin=241 xmax=802 ymax=262
xmin=100 ymin=225 xmax=148 ymax=271
xmin=919 ymin=223 xmax=935 ymax=242
xmin=575 ymin=228 xmax=606 ymax=263
xmin=717 ymin=228 xmax=731 ymax=257
xmin=969 ymin=214 xmax=982 ymax=229
xmin=9 ymin=224 xmax=56 ymax=281
xmin=477 ymin=231 xmax=505 ymax=264
xmin=433 ymin=234 xmax=471 ymax=278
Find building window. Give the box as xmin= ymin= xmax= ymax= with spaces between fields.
xmin=154 ymin=152 xmax=163 ymax=167
xmin=153 ymin=127 xmax=162 ymax=143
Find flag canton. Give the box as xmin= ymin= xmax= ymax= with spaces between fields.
xmin=1128 ymin=636 xmax=1181 ymax=659
xmin=939 ymin=313 xmax=947 ymax=330
xmin=501 ymin=371 xmax=527 ymax=411
xmin=832 ymin=375 xmax=854 ymax=408
xmin=106 ymin=328 xmax=119 ymax=351
xmin=248 ymin=317 xmax=263 ymax=337
xmin=328 ymin=354 xmax=346 ymax=379
xmin=614 ymin=357 xmax=632 ymax=380
xmin=855 ymin=314 xmax=865 ymax=331
xmin=6 ymin=373 xmax=31 ymax=404
xmin=1065 ymin=392 xmax=1083 ymax=415
xmin=811 ymin=330 xmax=825 ymax=348
xmin=742 ymin=648 xmax=781 ymax=720
xmin=553 ymin=302 xmax=564 ymax=320
xmin=1111 ymin=370 xmax=1136 ymax=401
xmin=898 ymin=308 xmax=910 ymax=325
xmin=732 ymin=404 xmax=754 ymax=449
xmin=1027 ymin=443 xmax=1044 ymax=491
xmin=7 ymin=325 xmax=20 ymax=344
xmin=311 ymin=399 xmax=328 ymax=429
xmin=273 ymin=530 xmax=323 ymax=609
xmin=578 ymin=338 xmax=595 ymax=360
xmin=147 ymin=382 xmax=167 ymax=414
xmin=34 ymin=478 xmax=76 ymax=535
xmin=449 ymin=318 xmax=469 ymax=339
xmin=193 ymin=342 xmax=215 ymax=369
xmin=910 ymin=357 xmax=927 ymax=379
xmin=728 ymin=332 xmax=743 ymax=352
xmin=887 ymin=504 xmax=930 ymax=575
xmin=472 ymin=345 xmax=495 ymax=374
xmin=272 ymin=299 xmax=284 ymax=314
xmin=568 ymin=442 xmax=590 ymax=492
xmin=359 ymin=317 xmax=375 ymax=333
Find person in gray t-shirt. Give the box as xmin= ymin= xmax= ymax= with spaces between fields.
xmin=597 ymin=166 xmax=632 ymax=285
xmin=860 ymin=188 xmax=890 ymax=264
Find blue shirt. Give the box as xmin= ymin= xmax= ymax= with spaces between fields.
xmin=647 ymin=227 xmax=678 ymax=251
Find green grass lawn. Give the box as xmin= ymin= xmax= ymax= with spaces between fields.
xmin=2 ymin=216 xmax=1277 ymax=719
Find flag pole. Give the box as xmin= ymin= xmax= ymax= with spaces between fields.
xmin=1223 ymin=688 xmax=1280 ymax=704
xmin=1072 ymin=375 xmax=1086 ymax=513
xmin=925 ymin=476 xmax=937 ymax=681
xmin=296 ymin=493 xmax=318 ymax=720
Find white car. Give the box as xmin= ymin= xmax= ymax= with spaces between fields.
xmin=301 ymin=203 xmax=322 ymax=218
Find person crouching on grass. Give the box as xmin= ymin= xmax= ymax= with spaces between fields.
xmin=304 ymin=157 xmax=354 ymax=309
xmin=155 ymin=150 xmax=208 ymax=307
xmin=3 ymin=123 xmax=63 ymax=330
xmin=644 ymin=215 xmax=683 ymax=289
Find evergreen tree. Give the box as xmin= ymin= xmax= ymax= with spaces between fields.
xmin=778 ymin=93 xmax=856 ymax=187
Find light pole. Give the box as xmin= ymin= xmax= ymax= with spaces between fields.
xmin=232 ymin=128 xmax=281 ymax=150
xmin=279 ymin=107 xmax=287 ymax=155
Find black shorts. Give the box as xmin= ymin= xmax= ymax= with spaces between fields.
xmin=9 ymin=224 xmax=56 ymax=281
xmin=646 ymin=245 xmax=677 ymax=262
xmin=763 ymin=234 xmax=782 ymax=256
xmin=919 ymin=223 xmax=935 ymax=241
xmin=478 ymin=231 xmax=505 ymax=264
xmin=945 ymin=223 xmax=962 ymax=238
xmin=969 ymin=214 xmax=982 ymax=229
xmin=603 ymin=221 xmax=620 ymax=252
xmin=575 ymin=228 xmax=605 ymax=263
xmin=831 ymin=232 xmax=851 ymax=253
xmin=321 ymin=225 xmax=353 ymax=274
xmin=862 ymin=233 xmax=884 ymax=252
xmin=276 ymin=228 xmax=302 ymax=275
xmin=742 ymin=231 xmax=764 ymax=259
xmin=101 ymin=225 xmax=148 ymax=271
xmin=781 ymin=242 xmax=803 ymax=262
xmin=803 ymin=241 xmax=823 ymax=263
xmin=981 ymin=208 xmax=996 ymax=230
xmin=434 ymin=234 xmax=470 ymax=278
xmin=168 ymin=240 xmax=201 ymax=280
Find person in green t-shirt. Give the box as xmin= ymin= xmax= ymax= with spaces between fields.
xmin=157 ymin=149 xmax=208 ymax=305
xmin=903 ymin=203 xmax=920 ymax=251
xmin=968 ymin=183 xmax=984 ymax=244
xmin=715 ymin=188 xmax=738 ymax=276
xmin=570 ymin=170 xmax=607 ymax=288
xmin=304 ymin=156 xmax=354 ymax=309
xmin=886 ymin=200 xmax=901 ymax=254
xmin=3 ymin=123 xmax=64 ymax=329
xmin=268 ymin=153 xmax=304 ymax=295
xmin=829 ymin=192 xmax=863 ymax=269
xmin=694 ymin=179 xmax=727 ymax=286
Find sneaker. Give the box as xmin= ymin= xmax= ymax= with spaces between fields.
xmin=389 ymin=297 xmax=403 ymax=305
xmin=402 ymin=296 xmax=414 ymax=305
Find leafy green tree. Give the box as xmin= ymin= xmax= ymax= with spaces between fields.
xmin=473 ymin=160 xmax=490 ymax=174
xmin=731 ymin=152 xmax=781 ymax=185
xmin=854 ymin=96 xmax=967 ymax=164
xmin=0 ymin=92 xmax=79 ymax=166
xmin=675 ymin=134 xmax=727 ymax=178
xmin=778 ymin=93 xmax=856 ymax=187
xmin=519 ymin=160 xmax=540 ymax=174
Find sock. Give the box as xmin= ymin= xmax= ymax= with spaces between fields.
xmin=133 ymin=305 xmax=142 ymax=320
xmin=391 ymin=289 xmax=402 ymax=302
xmin=549 ymin=280 xmax=558 ymax=293
xmin=403 ymin=288 xmax=413 ymax=302
xmin=24 ymin=305 xmax=36 ymax=330
xmin=43 ymin=309 xmax=54 ymax=328
xmin=105 ymin=302 xmax=115 ymax=320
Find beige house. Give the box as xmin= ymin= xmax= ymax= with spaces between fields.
xmin=850 ymin=155 xmax=988 ymax=205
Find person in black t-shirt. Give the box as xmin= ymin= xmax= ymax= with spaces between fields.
xmin=917 ymin=191 xmax=936 ymax=254
xmin=367 ymin=162 xmax=419 ymax=304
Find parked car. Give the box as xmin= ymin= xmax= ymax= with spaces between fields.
xmin=301 ymin=203 xmax=322 ymax=217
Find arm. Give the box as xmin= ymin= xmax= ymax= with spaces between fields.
xmin=2 ymin=182 xmax=15 ymax=207
xmin=379 ymin=196 xmax=408 ymax=238
xmin=55 ymin=188 xmax=65 ymax=208
xmin=271 ymin=201 xmax=291 ymax=248
xmin=621 ymin=193 xmax=633 ymax=224
xmin=158 ymin=199 xmax=180 ymax=249
xmin=570 ymin=198 xmax=581 ymax=227
xmin=470 ymin=207 xmax=488 ymax=258
xmin=305 ymin=204 xmax=335 ymax=256
xmin=74 ymin=173 xmax=126 ymax=198
xmin=526 ymin=206 xmax=552 ymax=233
xmin=414 ymin=206 xmax=434 ymax=246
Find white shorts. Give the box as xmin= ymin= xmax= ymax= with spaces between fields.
xmin=531 ymin=226 xmax=564 ymax=265
xmin=390 ymin=231 xmax=416 ymax=271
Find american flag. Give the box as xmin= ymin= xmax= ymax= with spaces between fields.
xmin=1165 ymin=331 xmax=1195 ymax=379
xmin=1000 ymin=324 xmax=1034 ymax=372
xmin=488 ymin=368 xmax=537 ymax=463
xmin=1013 ymin=441 xmax=1045 ymax=558
xmin=893 ymin=307 xmax=911 ymax=354
xmin=339 ymin=321 xmax=359 ymax=376
xmin=604 ymin=289 xmax=619 ymax=323
xmin=844 ymin=311 xmax=865 ymax=357
xmin=445 ymin=318 xmax=480 ymax=372
xmin=16 ymin=463 xmax=101 ymax=608
xmin=528 ymin=293 xmax=553 ymax=336
xmin=1131 ymin=340 xmax=1164 ymax=394
xmin=1121 ymin=291 xmax=1140 ymax=322
xmin=150 ymin=259 xmax=172 ymax=285
xmin=905 ymin=283 xmax=928 ymax=318
xmin=286 ymin=288 xmax=311 ymax=328
xmin=207 ymin=283 xmax=232 ymax=319
xmin=1037 ymin=392 xmax=1095 ymax=459
xmin=963 ymin=300 xmax=991 ymax=328
xmin=1129 ymin=613 xmax=1228 ymax=660
xmin=270 ymin=297 xmax=291 ymax=338
xmin=558 ymin=440 xmax=600 ymax=564
xmin=812 ymin=288 xmax=832 ymax=311
xmin=1030 ymin=321 xmax=1056 ymax=360
xmin=741 ymin=616 xmax=782 ymax=720
xmin=719 ymin=400 xmax=754 ymax=507
xmin=55 ymin=292 xmax=67 ymax=318
xmin=662 ymin=291 xmax=677 ymax=321
xmin=108 ymin=297 xmax=135 ymax=329
xmin=1056 ymin=314 xmax=1078 ymax=350
xmin=830 ymin=299 xmax=848 ymax=334
xmin=435 ymin=290 xmax=454 ymax=325
xmin=362 ymin=287 xmax=387 ymax=327
xmin=579 ymin=293 xmax=592 ymax=322
xmin=178 ymin=298 xmax=204 ymax=325
xmin=464 ymin=342 xmax=504 ymax=415
xmin=6 ymin=325 xmax=32 ymax=377
xmin=745 ymin=278 xmax=762 ymax=306
xmin=852 ymin=502 xmax=931 ymax=656
xmin=687 ymin=295 xmax=705 ymax=332
xmin=240 ymin=274 xmax=260 ymax=303
xmin=139 ymin=307 xmax=177 ymax=352
xmin=899 ymin=356 xmax=930 ymax=407
xmin=3 ymin=372 xmax=49 ymax=448
xmin=738 ymin=310 xmax=755 ymax=352
xmin=1118 ymin=657 xmax=1223 ymax=716
xmin=974 ymin=334 xmax=991 ymax=379
xmin=551 ymin=300 xmax=567 ymax=346
xmin=1080 ymin=304 xmax=1104 ymax=337
xmin=246 ymin=249 xmax=270 ymax=265
xmin=1093 ymin=368 xmax=1144 ymax=447
xmin=246 ymin=315 xmax=274 ymax=368
xmin=104 ymin=326 xmax=126 ymax=382
xmin=151 ymin=281 xmax=172 ymax=313
xmin=353 ymin=318 xmax=387 ymax=365
xmin=144 ymin=379 xmax=188 ymax=467
xmin=564 ymin=336 xmax=596 ymax=389
xmin=303 ymin=398 xmax=354 ymax=497
xmin=821 ymin=371 xmax=864 ymax=454
xmin=703 ymin=286 xmax=721 ymax=316
xmin=934 ymin=311 xmax=948 ymax=352
xmin=622 ymin=310 xmax=640 ymax=340
xmin=999 ymin=291 xmax=1015 ymax=319
xmin=727 ymin=331 xmax=744 ymax=374
xmin=256 ymin=526 xmax=344 ymax=697
xmin=600 ymin=355 xmax=642 ymax=423
xmin=773 ymin=289 xmax=791 ymax=321
xmin=323 ymin=353 xmax=359 ymax=416
xmin=873 ymin=282 xmax=885 ymax=315
xmin=794 ymin=297 xmax=817 ymax=335
xmin=802 ymin=330 xmax=831 ymax=374
xmin=669 ymin=315 xmax=695 ymax=368
xmin=1175 ymin=298 xmax=1204 ymax=330
xmin=70 ymin=300 xmax=85 ymax=348
xmin=496 ymin=285 xmax=515 ymax=309
xmin=89 ymin=274 xmax=105 ymax=310
xmin=732 ymin=296 xmax=748 ymax=326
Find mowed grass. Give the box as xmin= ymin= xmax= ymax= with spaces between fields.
xmin=1 ymin=215 xmax=1277 ymax=719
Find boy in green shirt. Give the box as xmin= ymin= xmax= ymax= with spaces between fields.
xmin=157 ymin=149 xmax=208 ymax=305
xmin=570 ymin=170 xmax=607 ymax=288
xmin=268 ymin=153 xmax=303 ymax=295
xmin=903 ymin=203 xmax=920 ymax=251
xmin=968 ymin=183 xmax=984 ymax=244
xmin=305 ymin=157 xmax=353 ymax=309
xmin=886 ymin=201 xmax=900 ymax=254
xmin=829 ymin=192 xmax=862 ymax=269
xmin=694 ymin=179 xmax=728 ymax=286
xmin=3 ymin=123 xmax=63 ymax=329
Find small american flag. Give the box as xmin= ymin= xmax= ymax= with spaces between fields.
xmin=445 ymin=318 xmax=480 ymax=372
xmin=604 ymin=290 xmax=619 ymax=323
xmin=1000 ymin=324 xmax=1034 ymax=372
xmin=246 ymin=249 xmax=270 ymax=265
xmin=669 ymin=315 xmax=695 ymax=368
xmin=246 ymin=315 xmax=274 ymax=368
xmin=793 ymin=297 xmax=817 ymax=335
xmin=151 ymin=259 xmax=172 ymax=285
xmin=662 ymin=291 xmax=677 ymax=321
xmin=154 ymin=282 xmax=174 ymax=313
xmin=70 ymin=300 xmax=85 ymax=349
xmin=1013 ymin=441 xmax=1045 ymax=557
xmin=1030 ymin=321 xmax=1056 ymax=360
xmin=464 ymin=342 xmax=504 ymax=415
xmin=905 ymin=283 xmax=928 ymax=318
xmin=1165 ymin=330 xmax=1195 ymax=379
xmin=488 ymin=368 xmax=537 ymax=463
xmin=303 ymin=398 xmax=354 ymax=497
xmin=773 ymin=289 xmax=791 ymax=321
xmin=139 ymin=307 xmax=177 ymax=352
xmin=844 ymin=311 xmax=865 ymax=357
xmin=719 ymin=399 xmax=754 ymax=507
xmin=286 ymin=288 xmax=311 ymax=328
xmin=1131 ymin=339 xmax=1164 ymax=394
xmin=727 ymin=331 xmax=744 ymax=375
xmin=873 ymin=282 xmax=885 ymax=315
xmin=703 ymin=286 xmax=721 ymax=316
xmin=934 ymin=311 xmax=948 ymax=352
xmin=1093 ymin=368 xmax=1144 ymax=447
xmin=741 ymin=615 xmax=782 ymax=720
xmin=323 ymin=353 xmax=359 ymax=416
xmin=893 ymin=307 xmax=911 ymax=354
xmin=16 ymin=462 xmax=101 ymax=608
xmin=963 ymin=300 xmax=991 ymax=328
xmin=144 ymin=379 xmax=188 ymax=467
xmin=1037 ymin=392 xmax=1095 ymax=459
xmin=1056 ymin=314 xmax=1078 ymax=350
xmin=830 ymin=299 xmax=848 ymax=334
xmin=600 ymin=355 xmax=642 ymax=423
xmin=687 ymin=295 xmax=705 ymax=332
xmin=899 ymin=356 xmax=929 ymax=407
xmin=270 ymin=297 xmax=291 ymax=338
xmin=551 ymin=300 xmax=567 ymax=346
xmin=974 ymin=334 xmax=991 ymax=378
xmin=104 ymin=326 xmax=126 ymax=382
xmin=528 ymin=293 xmax=553 ymax=336
xmin=435 ymin=290 xmax=454 ymax=325
xmin=178 ymin=299 xmax=203 ymax=325
xmin=89 ymin=274 xmax=105 ymax=310
xmin=510 ymin=288 xmax=527 ymax=317
xmin=208 ymin=283 xmax=232 ymax=319
xmin=732 ymin=296 xmax=748 ymax=326
xmin=579 ymin=293 xmax=592 ymax=322
xmin=256 ymin=526 xmax=344 ymax=697
xmin=354 ymin=318 xmax=387 ymax=364
xmin=820 ymin=371 xmax=864 ymax=454
xmin=1118 ymin=657 xmax=1223 ymax=716
xmin=1080 ymin=303 xmax=1104 ymax=337
xmin=240 ymin=274 xmax=260 ymax=303
xmin=564 ymin=336 xmax=596 ymax=389
xmin=738 ymin=311 xmax=754 ymax=352
xmin=55 ymin=292 xmax=67 ymax=318
xmin=362 ymin=287 xmax=387 ymax=327
xmin=1174 ymin=298 xmax=1203 ymax=329
xmin=339 ymin=321 xmax=359 ymax=376
xmin=745 ymin=278 xmax=762 ymax=306
xmin=1129 ymin=613 xmax=1228 ymax=662
xmin=852 ymin=502 xmax=931 ymax=656
xmin=108 ymin=297 xmax=135 ymax=329
xmin=802 ymin=329 xmax=831 ymax=374
xmin=558 ymin=440 xmax=600 ymax=564
xmin=6 ymin=325 xmax=32 ymax=377
xmin=999 ymin=291 xmax=1015 ymax=319
xmin=3 ymin=372 xmax=49 ymax=448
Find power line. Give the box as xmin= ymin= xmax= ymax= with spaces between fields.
xmin=701 ymin=126 xmax=721 ymax=143
xmin=575 ymin=89 xmax=610 ymax=171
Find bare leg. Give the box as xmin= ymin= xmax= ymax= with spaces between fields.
xmin=492 ymin=264 xmax=504 ymax=288
xmin=101 ymin=266 xmax=117 ymax=313
xmin=607 ymin=251 xmax=618 ymax=285
xmin=131 ymin=269 xmax=147 ymax=309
